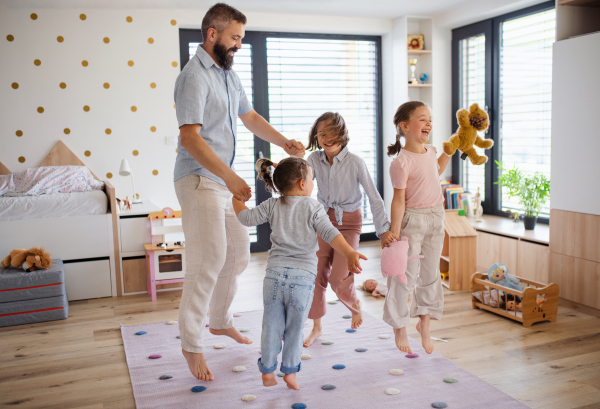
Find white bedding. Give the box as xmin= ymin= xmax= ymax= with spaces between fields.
xmin=0 ymin=190 xmax=107 ymax=221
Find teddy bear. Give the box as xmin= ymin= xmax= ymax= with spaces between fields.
xmin=487 ymin=263 xmax=523 ymax=292
xmin=443 ymin=103 xmax=494 ymax=165
xmin=1 ymin=247 xmax=52 ymax=272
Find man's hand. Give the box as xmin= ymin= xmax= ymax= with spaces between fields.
xmin=380 ymin=231 xmax=397 ymax=249
xmin=284 ymin=139 xmax=305 ymax=158
xmin=347 ymin=251 xmax=367 ymax=274
xmin=224 ymin=172 xmax=252 ymax=202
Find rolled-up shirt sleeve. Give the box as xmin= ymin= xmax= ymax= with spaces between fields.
xmin=357 ymin=157 xmax=390 ymax=237
xmin=175 ymin=73 xmax=207 ymax=128
xmin=389 ymin=158 xmax=408 ymax=190
xmin=237 ymin=199 xmax=272 ymax=227
xmin=312 ymin=205 xmax=340 ymax=244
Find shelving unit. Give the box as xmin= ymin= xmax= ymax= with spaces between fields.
xmin=406 ymin=17 xmax=433 ymax=110
xmin=440 ymin=210 xmax=477 ymax=290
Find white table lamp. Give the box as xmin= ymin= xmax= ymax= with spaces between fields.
xmin=119 ymin=159 xmax=142 ymax=204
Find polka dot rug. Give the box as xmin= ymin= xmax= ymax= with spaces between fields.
xmin=121 ymin=305 xmax=529 ymax=408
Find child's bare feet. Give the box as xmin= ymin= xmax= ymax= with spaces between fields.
xmin=182 ymin=349 xmax=214 ymax=381
xmin=283 ymin=372 xmax=300 ymax=390
xmin=303 ymin=319 xmax=322 ymax=347
xmin=209 ymin=327 xmax=253 ymax=344
xmin=416 ymin=315 xmax=434 ymax=354
xmin=351 ymin=299 xmax=363 ymax=329
xmin=393 ymin=327 xmax=412 ymax=353
xmin=262 ymin=372 xmax=278 ymax=387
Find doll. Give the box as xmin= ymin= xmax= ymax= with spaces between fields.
xmin=359 ymin=279 xmax=388 ymax=298
xmin=488 ymin=263 xmax=524 ymax=291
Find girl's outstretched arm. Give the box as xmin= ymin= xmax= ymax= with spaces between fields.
xmin=438 ymin=150 xmax=451 ymax=176
xmin=232 ymin=197 xmax=249 ymax=216
xmin=390 ymin=188 xmax=406 ymax=238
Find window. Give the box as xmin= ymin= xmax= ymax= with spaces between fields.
xmin=180 ymin=32 xmax=383 ymax=250
xmin=452 ymin=1 xmax=554 ymax=222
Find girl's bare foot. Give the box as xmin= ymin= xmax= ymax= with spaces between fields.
xmin=182 ymin=349 xmax=214 ymax=381
xmin=416 ymin=315 xmax=434 ymax=354
xmin=262 ymin=372 xmax=278 ymax=387
xmin=209 ymin=327 xmax=253 ymax=344
xmin=283 ymin=373 xmax=300 ymax=390
xmin=351 ymin=299 xmax=363 ymax=329
xmin=303 ymin=318 xmax=322 ymax=347
xmin=393 ymin=327 xmax=412 ymax=353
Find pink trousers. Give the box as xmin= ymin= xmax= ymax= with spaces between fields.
xmin=308 ymin=208 xmax=362 ymax=319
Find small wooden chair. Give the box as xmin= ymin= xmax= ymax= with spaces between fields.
xmin=145 ymin=207 xmax=186 ymax=301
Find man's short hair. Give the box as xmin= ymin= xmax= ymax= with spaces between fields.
xmin=201 ymin=3 xmax=247 ymax=40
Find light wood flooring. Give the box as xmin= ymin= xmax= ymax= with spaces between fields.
xmin=1 ymin=241 xmax=599 ymax=408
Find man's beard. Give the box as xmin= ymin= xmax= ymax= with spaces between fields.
xmin=214 ymin=39 xmax=238 ymax=71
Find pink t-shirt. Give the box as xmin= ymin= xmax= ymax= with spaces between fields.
xmin=389 ymin=144 xmax=444 ymax=209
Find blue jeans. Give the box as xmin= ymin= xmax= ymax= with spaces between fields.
xmin=257 ymin=267 xmax=316 ymax=375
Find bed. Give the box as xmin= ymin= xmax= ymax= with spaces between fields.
xmin=0 ymin=141 xmax=122 ymax=301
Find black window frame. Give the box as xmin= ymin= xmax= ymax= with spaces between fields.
xmin=451 ymin=0 xmax=554 ymax=225
xmin=179 ymin=30 xmax=384 ymax=248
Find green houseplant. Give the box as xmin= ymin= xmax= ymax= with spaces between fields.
xmin=494 ymin=161 xmax=550 ymax=230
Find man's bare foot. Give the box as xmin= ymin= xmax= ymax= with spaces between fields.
xmin=416 ymin=315 xmax=434 ymax=354
xmin=351 ymin=299 xmax=363 ymax=329
xmin=303 ymin=324 xmax=322 ymax=347
xmin=393 ymin=327 xmax=412 ymax=353
xmin=209 ymin=327 xmax=253 ymax=344
xmin=262 ymin=372 xmax=278 ymax=387
xmin=182 ymin=349 xmax=214 ymax=381
xmin=283 ymin=373 xmax=300 ymax=390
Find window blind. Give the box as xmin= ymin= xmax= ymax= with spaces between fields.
xmin=188 ymin=43 xmax=258 ymax=242
xmin=499 ymin=9 xmax=555 ymax=217
xmin=459 ymin=34 xmax=486 ymax=201
xmin=266 ymin=38 xmax=379 ymax=233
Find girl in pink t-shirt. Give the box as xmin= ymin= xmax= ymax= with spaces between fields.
xmin=383 ymin=101 xmax=451 ymax=355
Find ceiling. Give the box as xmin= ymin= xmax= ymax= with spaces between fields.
xmin=4 ymin=0 xmax=474 ymax=19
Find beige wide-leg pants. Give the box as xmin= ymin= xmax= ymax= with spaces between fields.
xmin=383 ymin=203 xmax=445 ymax=329
xmin=174 ymin=175 xmax=250 ymax=354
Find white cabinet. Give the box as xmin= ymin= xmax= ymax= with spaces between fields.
xmin=64 ymin=259 xmax=112 ymax=301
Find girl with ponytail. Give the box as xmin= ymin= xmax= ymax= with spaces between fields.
xmin=232 ymin=156 xmax=366 ymax=391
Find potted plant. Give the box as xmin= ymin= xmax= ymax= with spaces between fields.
xmin=495 ymin=161 xmax=550 ymax=230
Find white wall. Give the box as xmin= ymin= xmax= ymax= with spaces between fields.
xmin=0 ymin=4 xmax=392 ymax=210
xmin=550 ymin=32 xmax=600 ymax=216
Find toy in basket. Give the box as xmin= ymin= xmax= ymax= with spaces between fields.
xmin=381 ymin=237 xmax=423 ymax=285
xmin=471 ymin=264 xmax=559 ymax=327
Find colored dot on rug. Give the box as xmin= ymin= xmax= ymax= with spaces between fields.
xmin=385 ymin=388 xmax=400 ymax=395
xmin=444 ymin=377 xmax=458 ymax=383
xmin=389 ymin=369 xmax=404 ymax=376
xmin=327 ymin=301 xmax=337 ymax=305
xmin=332 ymin=364 xmax=346 ymax=370
xmin=277 ymin=372 xmax=285 ymax=377
xmin=406 ymin=353 xmax=419 ymax=358
xmin=214 ymin=344 xmax=226 ymax=349
xmin=191 ymin=386 xmax=207 ymax=393
xmin=176 ymin=335 xmax=180 ymax=339
xmin=159 ymin=374 xmax=173 ymax=380
xmin=301 ymin=354 xmax=311 ymax=360
xmin=342 ymin=315 xmax=352 ymax=319
xmin=355 ymin=348 xmax=368 ymax=352
xmin=233 ymin=366 xmax=246 ymax=372
xmin=378 ymin=334 xmax=391 ymax=339
xmin=166 ymin=320 xmax=177 ymax=325
xmin=240 ymin=329 xmax=250 ymax=333
xmin=292 ymin=403 xmax=307 ymax=409
xmin=321 ymin=384 xmax=336 ymax=390
xmin=241 ymin=395 xmax=256 ymax=401
xmin=149 ymin=354 xmax=162 ymax=359
xmin=205 ymin=324 xmax=209 ymax=327
xmin=322 ymin=341 xmax=334 ymax=345
xmin=135 ymin=331 xmax=147 ymax=335
xmin=346 ymin=329 xmax=357 ymax=333
xmin=233 ymin=313 xmax=242 ymax=317
xmin=432 ymin=402 xmax=448 ymax=408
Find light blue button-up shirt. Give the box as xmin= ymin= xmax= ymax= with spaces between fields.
xmin=306 ymin=147 xmax=391 ymax=238
xmin=173 ymin=45 xmax=253 ymax=185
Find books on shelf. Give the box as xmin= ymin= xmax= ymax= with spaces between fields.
xmin=440 ymin=182 xmax=472 ymax=213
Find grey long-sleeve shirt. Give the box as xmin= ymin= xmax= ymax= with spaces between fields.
xmin=237 ymin=196 xmax=340 ymax=274
xmin=306 ymin=147 xmax=390 ymax=238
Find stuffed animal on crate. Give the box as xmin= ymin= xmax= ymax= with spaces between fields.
xmin=443 ymin=103 xmax=494 ymax=165
xmin=1 ymin=247 xmax=52 ymax=272
xmin=381 ymin=237 xmax=424 ymax=285
xmin=487 ymin=263 xmax=524 ymax=292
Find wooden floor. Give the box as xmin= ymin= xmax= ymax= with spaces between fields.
xmin=1 ymin=241 xmax=600 ymax=409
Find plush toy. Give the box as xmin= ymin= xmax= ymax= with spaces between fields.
xmin=487 ymin=263 xmax=523 ymax=291
xmin=443 ymin=103 xmax=494 ymax=165
xmin=381 ymin=237 xmax=424 ymax=285
xmin=1 ymin=247 xmax=52 ymax=272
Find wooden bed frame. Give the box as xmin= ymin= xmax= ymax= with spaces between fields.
xmin=0 ymin=141 xmax=123 ymax=299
